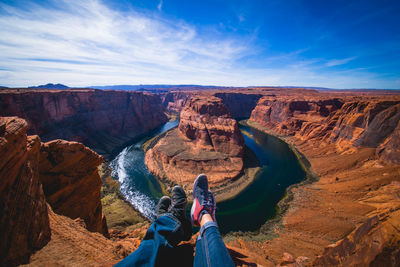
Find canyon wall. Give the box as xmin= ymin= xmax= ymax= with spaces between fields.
xmin=245 ymin=94 xmax=400 ymax=266
xmin=213 ymin=92 xmax=263 ymax=118
xmin=0 ymin=116 xmax=109 ymax=265
xmin=0 ymin=90 xmax=168 ymax=158
xmin=249 ymin=96 xmax=400 ymax=163
xmin=0 ymin=117 xmax=51 ymax=266
xmin=39 ymin=139 xmax=108 ymax=236
xmin=160 ymin=91 xmax=193 ymax=114
xmin=161 ymin=91 xmax=263 ymax=118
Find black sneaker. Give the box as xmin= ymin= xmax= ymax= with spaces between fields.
xmin=170 ymin=185 xmax=192 ymax=241
xmin=156 ymin=196 xmax=171 ymax=218
xmin=169 ymin=186 xmax=188 ymax=221
xmin=190 ymin=174 xmax=216 ymax=226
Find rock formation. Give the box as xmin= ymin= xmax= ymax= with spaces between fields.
xmin=178 ymin=96 xmax=244 ymax=156
xmin=39 ymin=139 xmax=108 ymax=236
xmin=146 ymin=96 xmax=245 ymax=187
xmin=0 ymin=89 xmax=168 ymax=158
xmin=313 ymin=210 xmax=400 ymax=266
xmin=0 ymin=117 xmax=51 ymax=266
xmin=0 ymin=116 xmax=110 ymax=265
xmin=250 ymin=96 xmax=400 ymax=163
xmin=244 ymin=92 xmax=400 ymax=266
xmin=249 ymin=96 xmax=344 ymax=137
xmin=213 ymin=92 xmax=263 ymax=118
xmin=160 ymin=91 xmax=193 ymax=114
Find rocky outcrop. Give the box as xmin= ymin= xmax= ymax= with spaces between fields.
xmin=250 ymin=96 xmax=344 ymax=137
xmin=1 ymin=116 xmax=111 ymax=265
xmin=313 ymin=210 xmax=400 ymax=266
xmin=178 ymin=96 xmax=244 ymax=156
xmin=0 ymin=117 xmax=51 ymax=266
xmin=39 ymin=140 xmax=108 ymax=236
xmin=329 ymin=101 xmax=400 ymax=152
xmin=0 ymin=89 xmax=168 ymax=158
xmin=146 ymin=96 xmax=245 ymax=187
xmin=378 ymin=119 xmax=400 ymax=164
xmin=250 ymin=97 xmax=400 ymax=163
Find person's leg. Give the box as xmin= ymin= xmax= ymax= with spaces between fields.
xmin=193 ymin=214 xmax=234 ymax=267
xmin=192 ymin=174 xmax=234 ymax=267
xmin=116 ymin=186 xmax=191 ymax=267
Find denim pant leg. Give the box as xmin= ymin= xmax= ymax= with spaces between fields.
xmin=115 ymin=214 xmax=184 ymax=267
xmin=193 ymin=222 xmax=234 ymax=267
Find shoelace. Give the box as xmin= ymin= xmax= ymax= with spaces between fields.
xmin=202 ymin=191 xmax=215 ymax=214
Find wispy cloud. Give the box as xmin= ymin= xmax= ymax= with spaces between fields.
xmin=157 ymin=0 xmax=163 ymax=11
xmin=0 ymin=0 xmax=250 ymax=86
xmin=326 ymin=56 xmax=357 ymax=67
xmin=0 ymin=0 xmax=397 ymax=89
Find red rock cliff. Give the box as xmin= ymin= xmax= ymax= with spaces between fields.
xmin=146 ymin=96 xmax=245 ymax=187
xmin=39 ymin=139 xmax=108 ymax=236
xmin=1 ymin=116 xmax=110 ymax=265
xmin=179 ymin=96 xmax=244 ymax=156
xmin=0 ymin=89 xmax=168 ymax=158
xmin=0 ymin=117 xmax=51 ymax=266
xmin=250 ymin=96 xmax=400 ymax=163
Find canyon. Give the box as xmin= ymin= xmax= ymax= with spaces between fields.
xmin=0 ymin=89 xmax=168 ymax=159
xmin=145 ymin=96 xmax=245 ymax=189
xmin=1 ymin=87 xmax=400 ymax=266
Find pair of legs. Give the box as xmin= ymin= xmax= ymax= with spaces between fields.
xmin=116 ymin=174 xmax=234 ymax=267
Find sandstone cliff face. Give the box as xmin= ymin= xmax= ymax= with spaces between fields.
xmin=250 ymin=96 xmax=344 ymax=137
xmin=213 ymin=92 xmax=263 ymax=118
xmin=250 ymin=97 xmax=400 ymax=163
xmin=0 ymin=90 xmax=168 ymax=158
xmin=329 ymin=101 xmax=400 ymax=153
xmin=160 ymin=91 xmax=193 ymax=114
xmin=146 ymin=96 xmax=245 ymax=187
xmin=178 ymin=96 xmax=244 ymax=156
xmin=313 ymin=210 xmax=400 ymax=266
xmin=378 ymin=119 xmax=400 ymax=164
xmin=39 ymin=139 xmax=108 ymax=236
xmin=0 ymin=117 xmax=51 ymax=266
xmin=245 ymin=94 xmax=400 ymax=266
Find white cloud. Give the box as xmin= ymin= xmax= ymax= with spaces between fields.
xmin=326 ymin=56 xmax=357 ymax=67
xmin=0 ymin=0 xmax=250 ymax=86
xmin=157 ymin=0 xmax=163 ymax=11
xmin=0 ymin=0 xmax=396 ymax=89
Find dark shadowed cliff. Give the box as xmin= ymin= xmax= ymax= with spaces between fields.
xmin=0 ymin=89 xmax=168 ymax=159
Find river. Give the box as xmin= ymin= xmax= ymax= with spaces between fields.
xmin=110 ymin=120 xmax=306 ymax=234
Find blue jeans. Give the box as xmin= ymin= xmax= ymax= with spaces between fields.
xmin=115 ymin=215 xmax=234 ymax=267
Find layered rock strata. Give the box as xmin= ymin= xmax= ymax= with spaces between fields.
xmin=0 ymin=116 xmax=109 ymax=265
xmin=0 ymin=117 xmax=51 ymax=266
xmin=250 ymin=96 xmax=400 ymax=163
xmin=39 ymin=139 xmax=108 ymax=236
xmin=146 ymin=96 xmax=245 ymax=187
xmin=0 ymin=89 xmax=168 ymax=158
xmin=239 ymin=94 xmax=400 ymax=266
xmin=213 ymin=92 xmax=263 ymax=118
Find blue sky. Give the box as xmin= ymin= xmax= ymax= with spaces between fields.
xmin=0 ymin=0 xmax=399 ymax=88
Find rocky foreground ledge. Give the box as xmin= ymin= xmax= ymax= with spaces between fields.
xmin=145 ymin=96 xmax=246 ymax=190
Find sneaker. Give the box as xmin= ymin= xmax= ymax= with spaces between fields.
xmin=169 ymin=186 xmax=188 ymax=221
xmin=156 ymin=196 xmax=171 ymax=218
xmin=191 ymin=174 xmax=216 ymax=226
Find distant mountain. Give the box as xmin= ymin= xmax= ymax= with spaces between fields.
xmin=29 ymin=83 xmax=69 ymax=89
xmin=89 ymin=84 xmax=221 ymax=91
